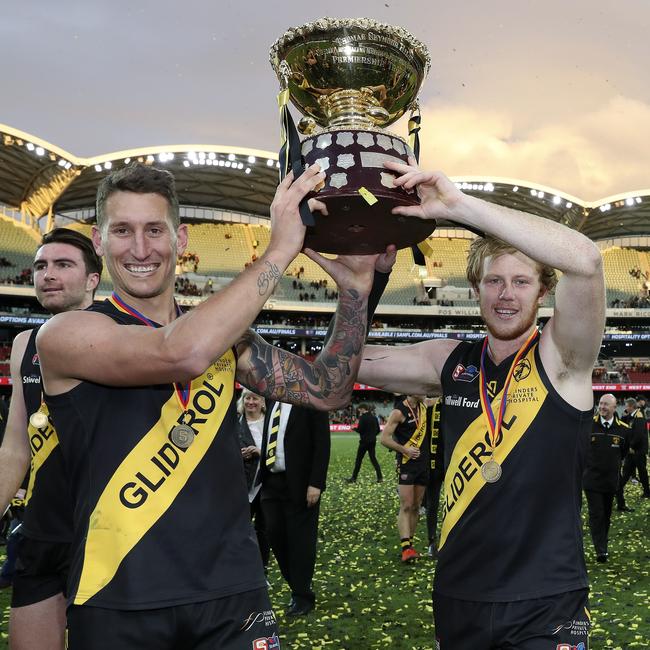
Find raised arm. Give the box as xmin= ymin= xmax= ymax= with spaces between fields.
xmin=236 ymin=255 xmax=376 ymax=410
xmin=388 ymin=162 xmax=605 ymax=392
xmin=0 ymin=331 xmax=32 ymax=516
xmin=38 ymin=166 xmax=327 ymax=394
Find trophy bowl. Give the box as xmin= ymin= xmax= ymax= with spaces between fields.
xmin=270 ymin=17 xmax=435 ymax=255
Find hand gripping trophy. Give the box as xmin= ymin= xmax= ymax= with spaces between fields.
xmin=270 ymin=17 xmax=435 ymax=254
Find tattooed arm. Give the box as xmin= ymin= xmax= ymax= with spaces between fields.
xmin=236 ymin=256 xmax=377 ymax=410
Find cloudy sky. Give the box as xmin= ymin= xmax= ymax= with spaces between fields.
xmin=1 ymin=0 xmax=648 ymax=201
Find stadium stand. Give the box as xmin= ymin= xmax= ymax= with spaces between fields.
xmin=0 ymin=215 xmax=40 ymax=284
xmin=186 ymin=223 xmax=251 ymax=277
xmin=602 ymin=246 xmax=645 ymax=305
xmin=423 ymin=236 xmax=471 ymax=287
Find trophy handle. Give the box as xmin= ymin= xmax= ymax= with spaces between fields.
xmin=278 ymin=60 xmax=291 ymax=89
xmin=408 ymin=99 xmax=422 ymax=162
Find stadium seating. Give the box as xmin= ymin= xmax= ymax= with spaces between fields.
xmin=185 ymin=223 xmax=252 ymax=277
xmin=2 ymin=219 xmax=650 ymax=312
xmin=602 ymin=246 xmax=644 ymax=304
xmin=423 ymin=236 xmax=471 ymax=287
xmin=381 ymin=247 xmax=421 ymax=305
xmin=0 ymin=215 xmax=41 ymax=282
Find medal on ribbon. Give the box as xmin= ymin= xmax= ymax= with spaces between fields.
xmin=110 ymin=292 xmax=195 ymax=449
xmin=478 ymin=329 xmax=539 ymax=483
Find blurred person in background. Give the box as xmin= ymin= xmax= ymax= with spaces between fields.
xmin=237 ymin=388 xmax=270 ymax=574
xmin=346 ymin=402 xmax=383 ymax=484
xmin=617 ymin=397 xmax=650 ymax=510
xmin=380 ymin=394 xmax=430 ymax=563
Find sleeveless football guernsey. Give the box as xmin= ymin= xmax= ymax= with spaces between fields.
xmin=20 ymin=328 xmax=73 ymax=542
xmin=394 ymin=399 xmax=430 ymax=470
xmin=436 ymin=339 xmax=590 ymax=601
xmin=45 ymin=299 xmax=265 ymax=609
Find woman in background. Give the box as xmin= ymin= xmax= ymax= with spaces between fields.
xmin=237 ymin=388 xmax=270 ymax=574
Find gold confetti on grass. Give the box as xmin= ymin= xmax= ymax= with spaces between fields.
xmin=0 ymin=433 xmax=647 ymax=649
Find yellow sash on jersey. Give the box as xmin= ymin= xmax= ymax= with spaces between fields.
xmin=438 ymin=346 xmax=548 ymax=550
xmin=75 ymin=351 xmax=235 ymax=605
xmin=24 ymin=404 xmax=59 ymax=506
xmin=401 ymin=402 xmax=427 ymax=463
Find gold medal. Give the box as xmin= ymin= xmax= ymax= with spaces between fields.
xmin=29 ymin=411 xmax=49 ymax=430
xmin=481 ymin=459 xmax=502 ymax=483
xmin=171 ymin=424 xmax=195 ymax=449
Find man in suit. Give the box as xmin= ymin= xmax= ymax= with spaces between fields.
xmin=583 ymin=393 xmax=629 ymax=562
xmin=346 ymin=403 xmax=383 ymax=483
xmin=260 ymin=401 xmax=330 ymax=617
xmin=617 ymin=396 xmax=650 ymax=510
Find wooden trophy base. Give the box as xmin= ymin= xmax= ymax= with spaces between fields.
xmin=301 ymin=128 xmax=435 ymax=254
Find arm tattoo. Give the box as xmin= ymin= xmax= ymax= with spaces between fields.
xmin=237 ymin=288 xmax=367 ymax=408
xmin=257 ymin=261 xmax=281 ymax=296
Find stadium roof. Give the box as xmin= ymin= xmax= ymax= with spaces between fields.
xmin=1 ymin=123 xmax=649 ymax=241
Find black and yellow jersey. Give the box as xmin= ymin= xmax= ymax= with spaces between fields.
xmin=429 ymin=398 xmax=444 ymax=477
xmin=20 ymin=328 xmax=73 ymax=542
xmin=583 ymin=415 xmax=628 ymax=493
xmin=393 ymin=399 xmax=430 ymax=469
xmin=436 ymin=339 xmax=590 ymax=602
xmin=44 ymin=299 xmax=265 ymax=609
xmin=622 ymin=408 xmax=649 ymax=453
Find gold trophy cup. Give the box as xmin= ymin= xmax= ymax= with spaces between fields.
xmin=270 ymin=17 xmax=434 ymax=254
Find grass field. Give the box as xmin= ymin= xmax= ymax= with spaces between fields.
xmin=1 ymin=433 xmax=649 ymax=649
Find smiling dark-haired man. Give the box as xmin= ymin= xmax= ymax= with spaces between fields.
xmin=36 ymin=163 xmax=380 ymax=649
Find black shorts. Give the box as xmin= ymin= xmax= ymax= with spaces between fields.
xmin=11 ymin=535 xmax=70 ymax=608
xmin=433 ymin=589 xmax=590 ymax=650
xmin=66 ymin=587 xmax=279 ymax=650
xmin=397 ymin=460 xmax=429 ymax=486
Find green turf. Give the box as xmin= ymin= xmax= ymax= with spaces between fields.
xmin=1 ymin=433 xmax=648 ymax=649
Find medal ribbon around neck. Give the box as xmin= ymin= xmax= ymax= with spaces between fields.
xmin=405 ymin=399 xmax=420 ymax=429
xmin=479 ymin=328 xmax=539 ymax=454
xmin=108 ymin=292 xmax=190 ymax=412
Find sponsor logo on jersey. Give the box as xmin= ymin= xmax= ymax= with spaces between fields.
xmin=23 ymin=375 xmax=41 ymax=384
xmin=241 ymin=610 xmax=277 ymax=632
xmin=452 ymin=363 xmax=479 ymax=382
xmin=252 ymin=633 xmax=280 ymax=650
xmin=551 ymin=618 xmax=590 ymax=637
xmin=32 ymin=353 xmax=40 ymax=366
xmin=507 ymin=386 xmax=539 ymax=404
xmin=513 ymin=358 xmax=531 ymax=381
xmin=118 ymin=377 xmax=225 ymax=509
xmin=75 ymin=352 xmax=236 ymax=605
xmin=444 ymin=394 xmax=480 ymax=409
